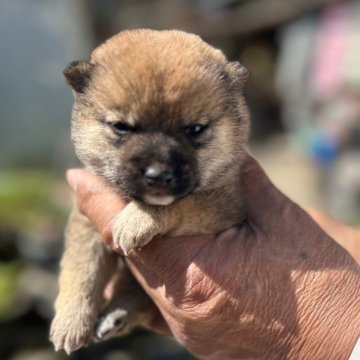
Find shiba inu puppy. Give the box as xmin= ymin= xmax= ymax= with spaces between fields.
xmin=50 ymin=29 xmax=249 ymax=354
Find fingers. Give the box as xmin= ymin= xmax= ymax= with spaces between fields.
xmin=66 ymin=169 xmax=127 ymax=247
xmin=128 ymin=233 xmax=212 ymax=283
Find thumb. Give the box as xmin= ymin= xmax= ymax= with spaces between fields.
xmin=66 ymin=168 xmax=127 ymax=247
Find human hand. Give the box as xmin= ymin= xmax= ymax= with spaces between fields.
xmin=66 ymin=157 xmax=360 ymax=360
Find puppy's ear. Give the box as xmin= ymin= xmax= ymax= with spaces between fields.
xmin=226 ymin=61 xmax=249 ymax=89
xmin=63 ymin=60 xmax=94 ymax=93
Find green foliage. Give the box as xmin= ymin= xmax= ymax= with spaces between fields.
xmin=0 ymin=171 xmax=68 ymax=232
xmin=0 ymin=261 xmax=21 ymax=321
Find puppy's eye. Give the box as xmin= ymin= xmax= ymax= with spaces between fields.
xmin=184 ymin=124 xmax=207 ymax=137
xmin=110 ymin=122 xmax=135 ymax=135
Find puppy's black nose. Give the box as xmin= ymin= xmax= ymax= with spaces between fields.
xmin=144 ymin=166 xmax=173 ymax=187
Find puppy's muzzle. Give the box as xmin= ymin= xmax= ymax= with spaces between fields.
xmin=119 ymin=132 xmax=198 ymax=205
xmin=122 ymin=155 xmax=192 ymax=206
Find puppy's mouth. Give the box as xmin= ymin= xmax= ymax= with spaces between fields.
xmin=114 ymin=179 xmax=193 ymax=206
xmin=140 ymin=183 xmax=197 ymax=206
xmin=143 ymin=194 xmax=176 ymax=206
xmin=116 ymin=162 xmax=199 ymax=206
xmin=130 ymin=182 xmax=197 ymax=207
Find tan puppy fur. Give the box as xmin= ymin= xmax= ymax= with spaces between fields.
xmin=50 ymin=29 xmax=249 ymax=354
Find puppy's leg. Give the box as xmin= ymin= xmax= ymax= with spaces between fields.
xmin=112 ymin=188 xmax=242 ymax=255
xmin=50 ymin=207 xmax=117 ymax=354
xmin=95 ymin=264 xmax=159 ymax=341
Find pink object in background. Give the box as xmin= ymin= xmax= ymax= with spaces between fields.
xmin=310 ymin=1 xmax=350 ymax=99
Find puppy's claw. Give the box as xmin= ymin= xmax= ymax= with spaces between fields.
xmin=121 ymin=245 xmax=143 ymax=256
xmin=114 ymin=234 xmax=146 ymax=256
xmin=51 ymin=328 xmax=91 ymax=355
xmin=50 ymin=305 xmax=96 ymax=354
xmin=120 ymin=244 xmax=136 ymax=257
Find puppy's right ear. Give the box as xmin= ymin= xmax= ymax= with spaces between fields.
xmin=227 ymin=61 xmax=249 ymax=89
xmin=63 ymin=60 xmax=94 ymax=93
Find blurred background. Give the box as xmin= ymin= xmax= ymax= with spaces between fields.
xmin=0 ymin=0 xmax=359 ymax=359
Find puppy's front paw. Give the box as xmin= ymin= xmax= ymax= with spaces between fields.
xmin=112 ymin=204 xmax=160 ymax=255
xmin=50 ymin=303 xmax=97 ymax=354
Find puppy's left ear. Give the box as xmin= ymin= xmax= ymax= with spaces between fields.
xmin=63 ymin=60 xmax=94 ymax=93
xmin=226 ymin=61 xmax=249 ymax=89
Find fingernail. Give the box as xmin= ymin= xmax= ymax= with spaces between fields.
xmin=66 ymin=169 xmax=78 ymax=192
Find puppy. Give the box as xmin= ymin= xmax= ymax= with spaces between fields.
xmin=50 ymin=29 xmax=249 ymax=354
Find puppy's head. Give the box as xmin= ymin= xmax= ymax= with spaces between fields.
xmin=64 ymin=29 xmax=249 ymax=206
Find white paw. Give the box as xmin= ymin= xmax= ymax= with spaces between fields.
xmin=95 ymin=308 xmax=131 ymax=341
xmin=50 ymin=305 xmax=97 ymax=354
xmin=112 ymin=205 xmax=159 ymax=255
